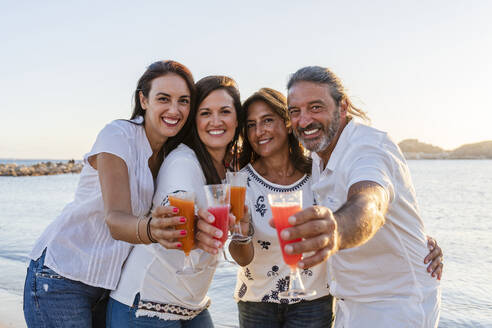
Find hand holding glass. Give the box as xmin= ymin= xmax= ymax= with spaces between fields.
xmin=268 ymin=190 xmax=316 ymax=298
xmin=168 ymin=191 xmax=202 ymax=275
xmin=203 ymin=184 xmax=236 ymax=267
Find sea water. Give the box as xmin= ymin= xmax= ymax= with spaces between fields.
xmin=0 ymin=160 xmax=491 ymax=327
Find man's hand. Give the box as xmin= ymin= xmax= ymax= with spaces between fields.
xmin=269 ymin=205 xmax=340 ymax=269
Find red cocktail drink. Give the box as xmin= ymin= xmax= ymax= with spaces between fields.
xmin=271 ymin=204 xmax=302 ymax=268
xmin=209 ymin=205 xmax=230 ymax=245
xmin=267 ymin=190 xmax=316 ymax=298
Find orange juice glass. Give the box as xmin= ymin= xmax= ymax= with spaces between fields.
xmin=168 ymin=191 xmax=201 ymax=275
xmin=226 ymin=171 xmax=249 ymax=241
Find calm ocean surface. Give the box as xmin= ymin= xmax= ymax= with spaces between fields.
xmin=0 ymin=159 xmax=491 ymax=327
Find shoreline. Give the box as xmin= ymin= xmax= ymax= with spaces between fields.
xmin=0 ymin=289 xmax=26 ymax=328
xmin=0 ymin=161 xmax=82 ymax=177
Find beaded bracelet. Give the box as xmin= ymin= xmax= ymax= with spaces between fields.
xmin=231 ymin=221 xmax=255 ymax=245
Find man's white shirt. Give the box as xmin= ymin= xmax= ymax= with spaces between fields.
xmin=311 ymin=120 xmax=440 ymax=327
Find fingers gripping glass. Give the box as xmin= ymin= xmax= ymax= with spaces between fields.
xmin=168 ymin=191 xmax=202 ymax=275
xmin=268 ymin=190 xmax=316 ymax=298
xmin=203 ymin=184 xmax=237 ymax=268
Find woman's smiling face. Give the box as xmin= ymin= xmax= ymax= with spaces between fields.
xmin=196 ymin=88 xmax=238 ymax=153
xmin=140 ymin=73 xmax=191 ymax=142
xmin=246 ymin=100 xmax=290 ymax=158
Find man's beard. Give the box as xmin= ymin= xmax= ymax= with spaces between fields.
xmin=294 ymin=110 xmax=340 ymax=153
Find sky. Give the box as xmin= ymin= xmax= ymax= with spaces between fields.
xmin=1 ymin=0 xmax=491 ymax=159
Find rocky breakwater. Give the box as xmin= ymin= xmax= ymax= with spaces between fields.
xmin=0 ymin=160 xmax=83 ymax=177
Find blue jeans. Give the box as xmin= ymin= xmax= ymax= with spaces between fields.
xmin=23 ymin=249 xmax=109 ymax=328
xmin=106 ymin=295 xmax=214 ymax=328
xmin=238 ymin=295 xmax=334 ymax=328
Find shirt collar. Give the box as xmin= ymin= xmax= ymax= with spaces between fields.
xmin=313 ymin=119 xmax=357 ymax=174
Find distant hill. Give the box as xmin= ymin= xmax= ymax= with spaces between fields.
xmin=450 ymin=141 xmax=492 ymax=158
xmin=398 ymin=139 xmax=492 ymax=159
xmin=398 ymin=139 xmax=444 ymax=154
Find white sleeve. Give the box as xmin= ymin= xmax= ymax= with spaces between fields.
xmin=83 ymin=121 xmax=132 ymax=167
xmin=152 ymin=152 xmax=204 ymax=210
xmin=346 ymin=146 xmax=395 ymax=203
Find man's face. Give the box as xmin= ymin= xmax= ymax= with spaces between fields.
xmin=287 ymin=81 xmax=342 ymax=153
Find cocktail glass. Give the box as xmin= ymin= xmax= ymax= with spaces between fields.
xmin=268 ymin=190 xmax=316 ymax=298
xmin=203 ymin=184 xmax=236 ymax=267
xmin=226 ymin=171 xmax=250 ymax=241
xmin=168 ymin=191 xmax=202 ymax=275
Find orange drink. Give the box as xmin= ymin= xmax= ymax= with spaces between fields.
xmin=271 ymin=204 xmax=302 ymax=268
xmin=168 ymin=195 xmax=195 ymax=256
xmin=226 ymin=172 xmax=249 ymax=240
xmin=230 ymin=186 xmax=246 ymax=224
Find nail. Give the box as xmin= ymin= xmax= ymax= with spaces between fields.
xmin=298 ymin=261 xmax=305 ymax=268
xmin=180 ymin=230 xmax=186 ymax=235
xmin=208 ymin=215 xmax=215 ymax=223
xmin=285 ymin=245 xmax=293 ymax=254
xmin=281 ymin=230 xmax=290 ymax=240
xmin=214 ymin=241 xmax=222 ymax=248
xmin=173 ymin=207 xmax=179 ymax=213
xmin=215 ymin=230 xmax=223 ymax=238
xmin=288 ymin=216 xmax=296 ymax=225
xmin=177 ymin=243 xmax=182 ymax=248
xmin=180 ymin=217 xmax=186 ymax=223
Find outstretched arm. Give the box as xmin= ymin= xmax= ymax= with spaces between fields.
xmin=271 ymin=181 xmax=389 ymax=269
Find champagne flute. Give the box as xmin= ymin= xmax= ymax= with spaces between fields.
xmin=268 ymin=190 xmax=316 ymax=298
xmin=203 ymin=184 xmax=236 ymax=267
xmin=168 ymin=191 xmax=202 ymax=275
xmin=226 ymin=171 xmax=250 ymax=241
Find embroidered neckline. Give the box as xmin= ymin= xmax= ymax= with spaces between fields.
xmin=245 ymin=164 xmax=310 ymax=193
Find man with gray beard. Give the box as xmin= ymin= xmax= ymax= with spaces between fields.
xmin=273 ymin=66 xmax=441 ymax=327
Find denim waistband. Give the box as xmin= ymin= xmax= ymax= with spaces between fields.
xmin=29 ymin=248 xmax=47 ymax=271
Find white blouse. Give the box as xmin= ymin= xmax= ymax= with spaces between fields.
xmin=30 ymin=117 xmax=154 ymax=290
xmin=233 ymin=164 xmax=330 ymax=304
xmin=110 ymin=144 xmax=216 ymax=320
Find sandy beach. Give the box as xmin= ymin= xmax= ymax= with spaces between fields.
xmin=0 ymin=290 xmax=26 ymax=328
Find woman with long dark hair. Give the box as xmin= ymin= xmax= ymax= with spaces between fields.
xmin=23 ymin=60 xmax=195 ymax=327
xmin=106 ymin=75 xmax=244 ymax=327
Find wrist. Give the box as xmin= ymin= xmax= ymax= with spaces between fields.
xmin=146 ymin=215 xmax=158 ymax=243
xmin=137 ymin=215 xmax=151 ymax=244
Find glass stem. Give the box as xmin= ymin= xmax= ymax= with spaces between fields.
xmin=183 ymin=254 xmax=194 ymax=271
xmin=288 ymin=266 xmax=305 ymax=292
xmin=233 ymin=222 xmax=243 ymax=236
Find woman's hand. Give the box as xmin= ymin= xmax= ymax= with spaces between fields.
xmin=148 ymin=205 xmax=187 ymax=250
xmin=195 ymin=208 xmax=234 ymax=255
xmin=425 ymin=235 xmax=443 ymax=280
xmin=228 ymin=205 xmax=254 ymax=266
